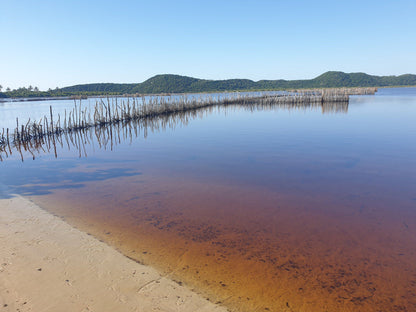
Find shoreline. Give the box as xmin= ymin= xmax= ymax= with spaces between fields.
xmin=3 ymin=85 xmax=414 ymax=103
xmin=0 ymin=194 xmax=228 ymax=312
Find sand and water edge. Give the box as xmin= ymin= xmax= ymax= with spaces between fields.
xmin=0 ymin=193 xmax=228 ymax=312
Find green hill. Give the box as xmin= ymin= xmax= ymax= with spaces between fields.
xmin=52 ymin=71 xmax=416 ymax=94
xmin=61 ymin=83 xmax=136 ymax=93
xmin=3 ymin=71 xmax=416 ymax=98
xmin=131 ymin=75 xmax=201 ymax=93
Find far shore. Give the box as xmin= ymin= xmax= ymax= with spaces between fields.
xmin=2 ymin=85 xmax=416 ymax=104
xmin=5 ymin=85 xmax=416 ymax=104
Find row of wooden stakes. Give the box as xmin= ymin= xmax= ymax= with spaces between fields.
xmin=0 ymin=88 xmax=376 ymax=161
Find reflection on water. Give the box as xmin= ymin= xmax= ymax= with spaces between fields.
xmin=1 ymin=90 xmax=416 ymax=312
xmin=0 ymin=100 xmax=348 ymax=162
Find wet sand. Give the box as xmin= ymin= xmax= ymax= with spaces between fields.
xmin=0 ymin=194 xmax=228 ymax=312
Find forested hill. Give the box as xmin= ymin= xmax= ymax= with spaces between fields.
xmin=2 ymin=71 xmax=416 ymax=98
xmin=58 ymin=71 xmax=416 ymax=93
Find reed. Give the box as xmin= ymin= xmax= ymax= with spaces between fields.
xmin=0 ymin=87 xmax=376 ymax=161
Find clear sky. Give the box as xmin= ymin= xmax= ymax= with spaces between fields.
xmin=1 ymin=0 xmax=415 ymax=90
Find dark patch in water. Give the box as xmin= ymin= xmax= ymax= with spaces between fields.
xmin=1 ymin=164 xmax=141 ymax=196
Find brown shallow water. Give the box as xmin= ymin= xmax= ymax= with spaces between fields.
xmin=28 ymin=168 xmax=416 ymax=312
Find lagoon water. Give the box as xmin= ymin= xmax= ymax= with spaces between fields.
xmin=1 ymin=89 xmax=416 ymax=311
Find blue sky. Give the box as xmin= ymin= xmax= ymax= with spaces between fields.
xmin=1 ymin=0 xmax=415 ymax=90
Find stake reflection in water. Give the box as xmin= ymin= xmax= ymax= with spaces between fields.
xmin=1 ymin=87 xmax=377 ymax=159
xmin=0 ymin=100 xmax=348 ymax=162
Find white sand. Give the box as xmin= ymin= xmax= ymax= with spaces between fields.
xmin=0 ymin=194 xmax=227 ymax=312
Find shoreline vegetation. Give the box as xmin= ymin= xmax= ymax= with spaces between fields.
xmin=0 ymin=88 xmax=376 ymax=160
xmin=0 ymin=71 xmax=414 ymax=101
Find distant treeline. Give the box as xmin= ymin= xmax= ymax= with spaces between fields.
xmin=1 ymin=71 xmax=416 ymax=99
xmin=0 ymin=88 xmax=120 ymax=99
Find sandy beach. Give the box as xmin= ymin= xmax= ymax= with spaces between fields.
xmin=0 ymin=194 xmax=227 ymax=312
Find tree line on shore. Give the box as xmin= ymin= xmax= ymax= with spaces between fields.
xmin=1 ymin=71 xmax=415 ymax=99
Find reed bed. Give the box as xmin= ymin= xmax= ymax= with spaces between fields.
xmin=0 ymin=88 xmax=376 ymax=161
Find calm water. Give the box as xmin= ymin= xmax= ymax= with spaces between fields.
xmin=0 ymin=91 xmax=283 ymax=130
xmin=1 ymin=89 xmax=415 ymax=311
